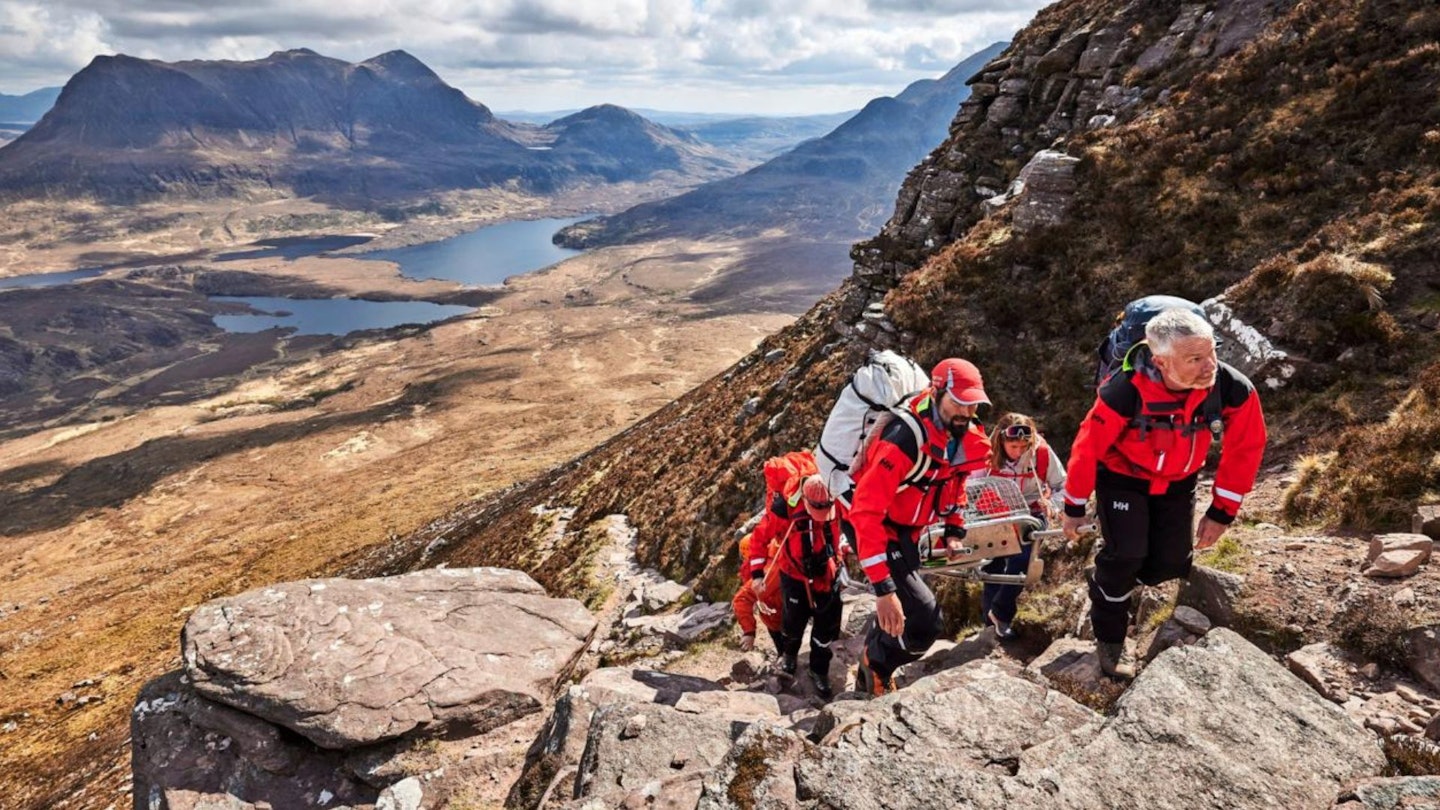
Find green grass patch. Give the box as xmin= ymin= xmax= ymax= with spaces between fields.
xmin=1198 ymin=535 xmax=1246 ymax=573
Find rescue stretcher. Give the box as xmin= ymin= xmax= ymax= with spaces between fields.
xmin=915 ymin=477 xmax=1085 ymax=587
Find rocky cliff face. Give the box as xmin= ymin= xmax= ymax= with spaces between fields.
xmin=0 ymin=50 xmax=740 ymax=203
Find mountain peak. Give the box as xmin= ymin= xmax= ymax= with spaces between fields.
xmin=551 ymin=104 xmax=648 ymax=127
xmin=268 ymin=48 xmax=322 ymax=60
xmin=360 ymin=50 xmax=440 ymax=82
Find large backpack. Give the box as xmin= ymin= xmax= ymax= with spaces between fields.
xmin=815 ymin=350 xmax=929 ymax=506
xmin=1095 ymin=295 xmax=1208 ymax=386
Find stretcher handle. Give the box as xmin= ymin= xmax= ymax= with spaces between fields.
xmin=1030 ymin=524 xmax=1097 ymax=541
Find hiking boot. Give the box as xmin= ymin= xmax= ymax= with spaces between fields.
xmin=777 ymin=653 xmax=798 ymax=679
xmin=807 ymin=668 xmax=834 ymax=702
xmin=1096 ymin=641 xmax=1135 ymax=680
xmin=988 ymin=610 xmax=1017 ymax=640
xmin=855 ymin=650 xmax=895 ymax=698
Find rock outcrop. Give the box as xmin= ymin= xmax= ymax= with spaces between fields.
xmin=684 ymin=630 xmax=1383 ymax=809
xmin=183 ymin=567 xmax=596 ymax=749
xmin=1031 ymin=629 xmax=1386 ymax=809
xmin=137 ymin=568 xmax=595 ymax=808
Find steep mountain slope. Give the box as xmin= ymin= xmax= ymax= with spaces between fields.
xmin=0 ymin=50 xmax=740 ymax=203
xmin=356 ymin=0 xmax=1439 ymax=607
xmin=554 ymin=42 xmax=1009 ymax=247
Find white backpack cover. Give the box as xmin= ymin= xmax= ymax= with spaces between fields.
xmin=815 ymin=350 xmax=928 ymax=506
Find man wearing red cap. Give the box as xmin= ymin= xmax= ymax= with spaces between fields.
xmin=851 ymin=358 xmax=992 ymax=696
xmin=750 ymin=474 xmax=849 ymax=700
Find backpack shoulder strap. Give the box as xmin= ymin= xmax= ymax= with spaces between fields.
xmin=1098 ymin=368 xmax=1141 ymax=419
xmin=889 ymin=408 xmax=930 ymax=487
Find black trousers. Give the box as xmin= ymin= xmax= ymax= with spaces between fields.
xmin=862 ymin=534 xmax=942 ymax=682
xmin=780 ymin=572 xmax=843 ymax=675
xmin=1089 ymin=467 xmax=1197 ymax=643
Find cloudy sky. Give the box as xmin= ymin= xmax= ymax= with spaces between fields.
xmin=0 ymin=0 xmax=1050 ymax=115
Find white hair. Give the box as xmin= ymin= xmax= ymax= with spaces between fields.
xmin=1146 ymin=308 xmax=1215 ymax=356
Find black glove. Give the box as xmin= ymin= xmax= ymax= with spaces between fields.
xmin=943 ymin=525 xmax=966 ymax=541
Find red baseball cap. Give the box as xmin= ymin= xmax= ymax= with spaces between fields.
xmin=801 ymin=475 xmax=835 ymax=521
xmin=931 ymin=358 xmax=989 ymax=405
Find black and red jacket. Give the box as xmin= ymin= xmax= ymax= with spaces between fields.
xmin=750 ymin=493 xmax=847 ymax=591
xmin=851 ymin=391 xmax=991 ymax=594
xmin=1063 ymin=345 xmax=1267 ymax=524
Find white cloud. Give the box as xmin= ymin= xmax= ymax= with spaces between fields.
xmin=0 ymin=2 xmax=111 ymax=84
xmin=0 ymin=0 xmax=1047 ymax=113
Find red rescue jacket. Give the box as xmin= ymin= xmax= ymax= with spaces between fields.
xmin=850 ymin=391 xmax=991 ymax=590
xmin=1063 ymin=346 xmax=1267 ymax=523
xmin=750 ymin=490 xmax=847 ymax=591
xmin=733 ymin=533 xmax=783 ymax=634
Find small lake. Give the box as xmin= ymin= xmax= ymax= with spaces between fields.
xmin=0 ymin=267 xmax=106 ymax=289
xmin=359 ymin=216 xmax=585 ymax=286
xmin=212 ymin=296 xmax=473 ymax=336
xmin=0 ymin=215 xmax=589 ymax=335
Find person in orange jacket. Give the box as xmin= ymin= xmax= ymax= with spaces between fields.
xmin=749 ymin=474 xmax=849 ymax=700
xmin=1063 ymin=307 xmax=1266 ymax=678
xmin=851 ymin=358 xmax=992 ymax=696
xmin=732 ymin=532 xmax=784 ymax=654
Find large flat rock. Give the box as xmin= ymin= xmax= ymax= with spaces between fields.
xmin=1030 ymin=629 xmax=1386 ymax=808
xmin=183 ymin=567 xmax=596 ymax=749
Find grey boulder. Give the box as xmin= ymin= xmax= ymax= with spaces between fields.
xmin=183 ymin=567 xmax=596 ymax=749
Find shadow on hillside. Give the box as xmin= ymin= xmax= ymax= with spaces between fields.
xmin=684 ymin=238 xmax=852 ymax=316
xmin=0 ymin=459 xmax=68 ymax=489
xmin=0 ymin=366 xmax=518 ymax=537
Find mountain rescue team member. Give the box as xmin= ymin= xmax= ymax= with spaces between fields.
xmin=750 ymin=474 xmax=849 ymax=700
xmin=732 ymin=531 xmax=785 ymax=656
xmin=1062 ymin=308 xmax=1266 ymax=678
xmin=852 ymin=358 xmax=993 ymax=696
xmin=971 ymin=412 xmax=1066 ymax=639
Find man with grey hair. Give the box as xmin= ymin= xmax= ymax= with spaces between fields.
xmin=1061 ymin=307 xmax=1267 ymax=678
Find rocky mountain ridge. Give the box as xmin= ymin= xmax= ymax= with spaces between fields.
xmin=0 ymin=49 xmax=740 ymax=203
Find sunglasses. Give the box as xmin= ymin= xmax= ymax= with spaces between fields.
xmin=1000 ymin=424 xmax=1034 ymax=440
xmin=805 ymin=498 xmax=834 ymax=511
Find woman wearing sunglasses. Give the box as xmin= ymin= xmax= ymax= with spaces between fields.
xmin=972 ymin=413 xmax=1067 ymax=639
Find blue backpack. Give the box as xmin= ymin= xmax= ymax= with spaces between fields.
xmin=1094 ymin=295 xmax=1208 ymax=386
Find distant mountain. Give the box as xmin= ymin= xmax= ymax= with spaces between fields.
xmin=0 ymin=87 xmax=60 ymax=123
xmin=681 ymin=112 xmax=855 ymax=161
xmin=555 ymin=42 xmax=1010 ymax=248
xmin=499 ymin=108 xmax=855 ymax=161
xmin=0 ymin=50 xmax=740 ymax=203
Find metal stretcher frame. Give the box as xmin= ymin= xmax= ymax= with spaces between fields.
xmin=916 ymin=477 xmax=1059 ymax=587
